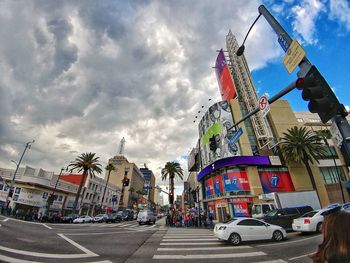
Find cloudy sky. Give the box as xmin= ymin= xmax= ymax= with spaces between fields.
xmin=1 ymin=0 xmax=349 ymax=192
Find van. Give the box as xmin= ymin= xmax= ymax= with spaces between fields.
xmin=137 ymin=210 xmax=156 ymax=225
xmin=252 ymin=203 xmax=276 ymax=219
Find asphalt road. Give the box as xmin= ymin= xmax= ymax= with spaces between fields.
xmin=0 ymin=215 xmax=322 ymax=263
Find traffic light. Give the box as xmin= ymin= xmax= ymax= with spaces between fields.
xmin=209 ymin=135 xmax=217 ymax=151
xmin=169 ymin=191 xmax=174 ymax=204
xmin=296 ymin=65 xmax=348 ymax=123
xmin=122 ymin=178 xmax=130 ymax=187
xmin=47 ymin=194 xmax=54 ymax=205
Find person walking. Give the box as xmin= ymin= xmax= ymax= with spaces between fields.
xmin=310 ymin=211 xmax=350 ymax=263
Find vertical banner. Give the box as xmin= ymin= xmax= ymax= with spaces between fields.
xmin=205 ymin=178 xmax=214 ymax=197
xmin=215 ymin=49 xmax=237 ymax=101
xmin=259 ymin=171 xmax=295 ymax=194
xmin=213 ymin=175 xmax=223 ymax=195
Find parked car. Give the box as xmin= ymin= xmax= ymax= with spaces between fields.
xmin=292 ymin=206 xmax=342 ymax=233
xmin=73 ymin=215 xmax=92 ymax=223
xmin=93 ymin=214 xmax=108 ymax=223
xmin=105 ymin=213 xmax=122 ymax=223
xmin=263 ymin=206 xmax=313 ymax=231
xmin=137 ymin=210 xmax=156 ymax=225
xmin=61 ymin=214 xmax=79 ymax=223
xmin=214 ymin=218 xmax=286 ymax=246
xmin=252 ymin=203 xmax=276 ymax=219
xmin=121 ymin=209 xmax=134 ymax=221
xmin=341 ymin=202 xmax=350 ymax=213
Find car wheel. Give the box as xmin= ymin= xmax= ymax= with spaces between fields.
xmin=316 ymin=222 xmax=322 ymax=233
xmin=229 ymin=233 xmax=241 ymax=246
xmin=272 ymin=230 xmax=283 ymax=242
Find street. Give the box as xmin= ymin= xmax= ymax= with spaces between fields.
xmin=0 ymin=214 xmax=323 ymax=263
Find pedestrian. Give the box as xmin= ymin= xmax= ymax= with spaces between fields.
xmin=310 ymin=211 xmax=350 ymax=263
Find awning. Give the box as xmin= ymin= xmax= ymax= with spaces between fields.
xmin=346 ymin=180 xmax=350 ymax=189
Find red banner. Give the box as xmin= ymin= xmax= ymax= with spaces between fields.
xmin=259 ymin=171 xmax=295 ymax=194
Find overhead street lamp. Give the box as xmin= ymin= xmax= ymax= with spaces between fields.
xmin=5 ymin=140 xmax=35 ymax=209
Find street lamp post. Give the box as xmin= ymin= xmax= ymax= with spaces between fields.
xmin=5 ymin=140 xmax=35 ymax=210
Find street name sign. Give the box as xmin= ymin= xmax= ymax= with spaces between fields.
xmin=259 ymin=94 xmax=270 ymax=117
xmin=282 ymin=40 xmax=306 ymax=74
xmin=230 ymin=127 xmax=243 ymax=145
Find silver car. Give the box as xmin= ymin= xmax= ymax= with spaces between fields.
xmin=137 ymin=210 xmax=156 ymax=225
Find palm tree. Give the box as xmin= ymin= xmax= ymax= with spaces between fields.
xmin=161 ymin=162 xmax=183 ymax=205
xmin=279 ymin=126 xmax=327 ymax=201
xmin=101 ymin=163 xmax=116 ymax=211
xmin=69 ymin=152 xmax=102 ymax=214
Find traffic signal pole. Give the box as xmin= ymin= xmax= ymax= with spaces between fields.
xmin=258 ymin=4 xmax=350 ymax=166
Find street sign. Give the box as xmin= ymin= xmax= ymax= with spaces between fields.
xmin=230 ymin=127 xmax=243 ymax=145
xmin=282 ymin=40 xmax=306 ymax=74
xmin=277 ymin=35 xmax=288 ymax=52
xmin=258 ymin=94 xmax=270 ymax=117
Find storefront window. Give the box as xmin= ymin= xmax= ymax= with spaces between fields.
xmin=319 ymin=166 xmax=345 ymax=184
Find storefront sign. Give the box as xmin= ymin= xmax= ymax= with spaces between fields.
xmin=259 ymin=171 xmax=295 ymax=194
xmin=233 ymin=201 xmax=250 ymax=217
xmin=16 ymin=189 xmax=46 ymax=207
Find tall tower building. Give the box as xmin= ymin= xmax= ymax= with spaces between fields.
xmin=226 ymin=30 xmax=274 ymax=150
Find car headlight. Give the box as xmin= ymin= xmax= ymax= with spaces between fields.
xmin=219 ymin=226 xmax=226 ymax=230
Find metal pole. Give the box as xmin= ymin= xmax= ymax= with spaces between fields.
xmin=47 ymin=167 xmax=66 ymax=213
xmin=6 ymin=140 xmax=35 ymax=208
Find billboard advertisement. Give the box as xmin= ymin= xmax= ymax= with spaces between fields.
xmin=232 ymin=200 xmax=250 ymax=217
xmin=223 ymin=171 xmax=250 ymax=192
xmin=199 ymin=101 xmax=241 ymax=167
xmin=215 ymin=49 xmax=237 ymax=101
xmin=213 ymin=175 xmax=223 ymax=196
xmin=259 ymin=171 xmax=295 ymax=194
xmin=205 ymin=178 xmax=214 ymax=197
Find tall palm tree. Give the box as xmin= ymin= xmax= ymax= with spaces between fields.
xmin=101 ymin=163 xmax=116 ymax=210
xmin=279 ymin=126 xmax=327 ymax=201
xmin=69 ymin=152 xmax=102 ymax=214
xmin=161 ymin=162 xmax=183 ymax=204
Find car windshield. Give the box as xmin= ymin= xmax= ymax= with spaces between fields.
xmin=223 ymin=219 xmax=237 ymax=224
xmin=95 ymin=214 xmax=104 ymax=217
xmin=300 ymin=211 xmax=318 ymax=218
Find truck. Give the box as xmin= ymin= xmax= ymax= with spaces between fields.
xmin=252 ymin=191 xmax=321 ymax=219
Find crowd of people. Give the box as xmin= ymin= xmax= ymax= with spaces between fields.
xmin=165 ymin=209 xmax=215 ymax=228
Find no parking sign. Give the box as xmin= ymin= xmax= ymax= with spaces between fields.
xmin=259 ymin=95 xmax=270 ymax=117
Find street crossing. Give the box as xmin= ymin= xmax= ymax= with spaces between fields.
xmin=152 ymin=228 xmax=288 ymax=262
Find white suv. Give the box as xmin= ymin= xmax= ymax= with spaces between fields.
xmin=137 ymin=210 xmax=156 ymax=225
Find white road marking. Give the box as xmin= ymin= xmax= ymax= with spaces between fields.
xmin=162 ymin=238 xmax=217 ymax=241
xmin=0 ymin=255 xmax=42 ymax=263
xmin=3 ymin=218 xmax=10 ymax=222
xmin=153 ymin=252 xmax=266 ymax=259
xmin=57 ymin=234 xmax=98 ymax=256
xmin=253 ymin=260 xmax=288 ymax=263
xmin=256 ymin=235 xmax=321 ymax=247
xmin=158 ymin=246 xmax=251 ymax=251
xmin=42 ymin=224 xmax=52 ymax=229
xmin=289 ymin=253 xmax=314 ymax=261
xmin=160 ymin=242 xmax=221 ymax=245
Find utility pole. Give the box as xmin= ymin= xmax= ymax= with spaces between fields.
xmin=6 ymin=140 xmax=35 ymax=209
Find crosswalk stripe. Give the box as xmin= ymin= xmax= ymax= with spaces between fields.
xmin=162 ymin=238 xmax=217 ymax=241
xmin=157 ymin=246 xmax=252 ymax=251
xmin=153 ymin=252 xmax=266 ymax=259
xmin=160 ymin=242 xmax=221 ymax=245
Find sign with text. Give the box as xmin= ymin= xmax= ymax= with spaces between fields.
xmin=283 ymin=40 xmax=306 ymax=74
xmin=259 ymin=94 xmax=270 ymax=117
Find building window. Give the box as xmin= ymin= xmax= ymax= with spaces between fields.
xmin=297 ymin=118 xmax=303 ymax=122
xmin=319 ymin=146 xmax=338 ymax=160
xmin=0 ymin=184 xmax=3 ymax=191
xmin=319 ymin=166 xmax=346 ymax=184
xmin=58 ymin=195 xmax=63 ymax=202
xmin=85 ymin=192 xmax=89 ymax=199
xmin=15 ymin=187 xmax=21 ymax=194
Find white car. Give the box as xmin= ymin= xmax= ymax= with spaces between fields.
xmin=292 ymin=207 xmax=341 ymax=233
xmin=214 ymin=218 xmax=286 ymax=245
xmin=73 ymin=215 xmax=92 ymax=223
xmin=92 ymin=214 xmax=108 ymax=223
